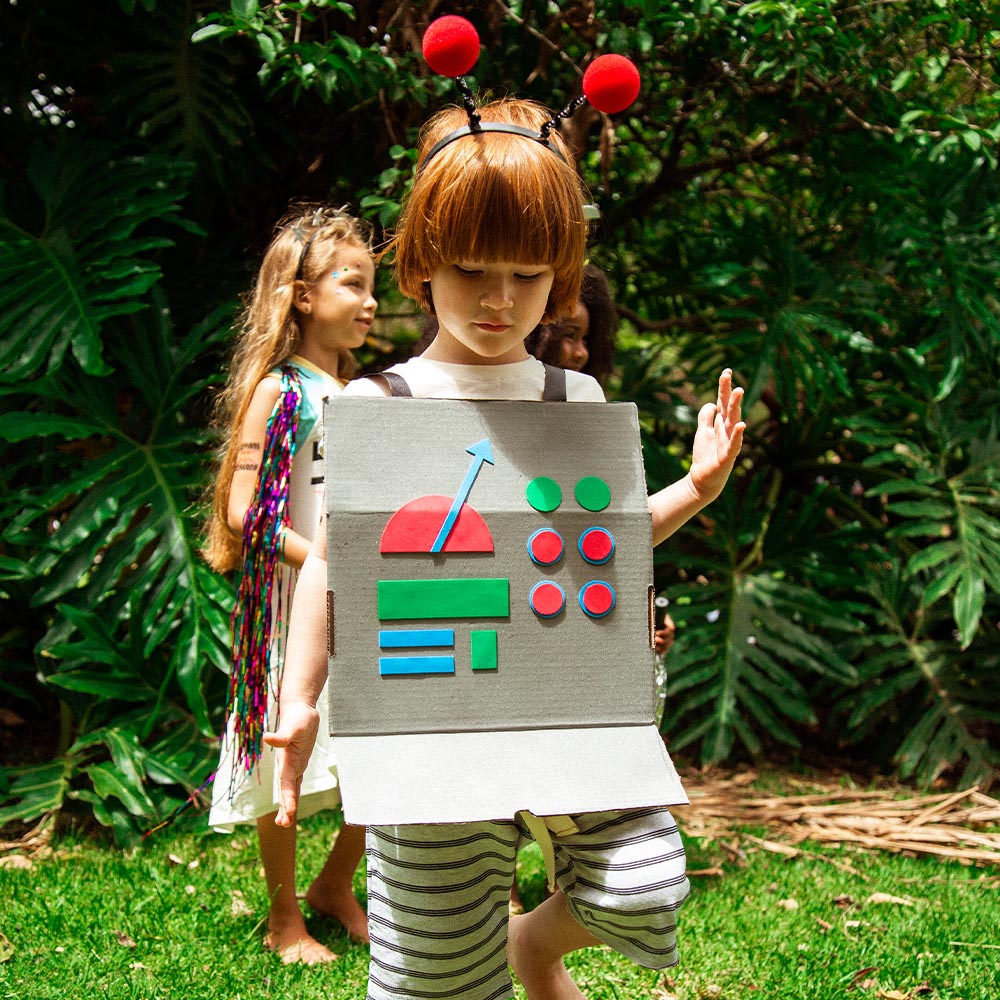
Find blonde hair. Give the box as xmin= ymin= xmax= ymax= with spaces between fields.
xmin=390 ymin=99 xmax=589 ymax=322
xmin=203 ymin=204 xmax=373 ymax=572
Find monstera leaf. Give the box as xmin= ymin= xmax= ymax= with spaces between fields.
xmin=0 ymin=138 xmax=193 ymax=382
xmin=0 ymin=298 xmax=234 ymax=838
xmin=840 ymin=558 xmax=999 ymax=788
xmin=660 ymin=472 xmax=862 ymax=763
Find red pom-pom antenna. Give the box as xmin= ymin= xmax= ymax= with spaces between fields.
xmin=422 ymin=15 xmax=481 ymax=78
xmin=582 ymin=54 xmax=641 ymax=114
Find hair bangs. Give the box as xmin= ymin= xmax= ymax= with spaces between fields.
xmin=393 ymin=99 xmax=589 ymax=317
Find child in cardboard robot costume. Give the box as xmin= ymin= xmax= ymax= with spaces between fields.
xmin=266 ymin=16 xmax=745 ymax=1000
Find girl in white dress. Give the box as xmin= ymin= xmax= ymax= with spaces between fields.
xmin=203 ymin=205 xmax=375 ymax=962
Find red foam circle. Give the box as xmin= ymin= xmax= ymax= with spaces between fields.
xmin=580 ymin=581 xmax=615 ymax=618
xmin=579 ymin=527 xmax=614 ymax=564
xmin=582 ymin=54 xmax=640 ymax=114
xmin=422 ymin=15 xmax=481 ymax=77
xmin=528 ymin=528 xmax=564 ymax=566
xmin=530 ymin=581 xmax=565 ymax=618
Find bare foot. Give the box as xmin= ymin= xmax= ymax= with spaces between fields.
xmin=305 ymin=884 xmax=370 ymax=944
xmin=507 ymin=912 xmax=587 ymax=1000
xmin=264 ymin=930 xmax=337 ymax=966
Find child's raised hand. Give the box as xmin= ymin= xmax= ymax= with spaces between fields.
xmin=263 ymin=703 xmax=321 ymax=827
xmin=688 ymin=369 xmax=746 ymax=504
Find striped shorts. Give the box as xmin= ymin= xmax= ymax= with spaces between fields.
xmin=365 ymin=806 xmax=690 ymax=1000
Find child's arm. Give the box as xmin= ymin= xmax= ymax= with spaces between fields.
xmin=649 ymin=369 xmax=745 ymax=547
xmin=228 ymin=377 xmax=313 ymax=570
xmin=263 ymin=524 xmax=330 ymax=827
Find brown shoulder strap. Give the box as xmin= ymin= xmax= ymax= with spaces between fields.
xmin=542 ymin=363 xmax=567 ymax=402
xmin=369 ymin=371 xmax=413 ymax=397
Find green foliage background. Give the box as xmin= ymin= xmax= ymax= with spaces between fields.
xmin=1 ymin=0 xmax=998 ymax=842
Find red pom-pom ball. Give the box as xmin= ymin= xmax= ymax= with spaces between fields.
xmin=582 ymin=54 xmax=641 ymax=114
xmin=423 ymin=15 xmax=480 ymax=78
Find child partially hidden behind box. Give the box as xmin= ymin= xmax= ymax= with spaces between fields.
xmin=265 ymin=16 xmax=745 ymax=1000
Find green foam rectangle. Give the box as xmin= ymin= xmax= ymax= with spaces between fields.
xmin=470 ymin=630 xmax=498 ymax=671
xmin=377 ymin=578 xmax=510 ymax=620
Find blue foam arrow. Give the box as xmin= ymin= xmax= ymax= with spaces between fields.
xmin=430 ymin=438 xmax=494 ymax=553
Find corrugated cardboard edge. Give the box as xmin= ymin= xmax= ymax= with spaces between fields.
xmin=331 ymin=725 xmax=688 ymax=826
xmin=326 ymin=590 xmax=334 ymax=657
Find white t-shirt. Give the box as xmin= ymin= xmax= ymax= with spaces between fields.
xmin=343 ymin=356 xmax=606 ymax=402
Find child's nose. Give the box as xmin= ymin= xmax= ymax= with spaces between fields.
xmin=480 ymin=278 xmax=513 ymax=310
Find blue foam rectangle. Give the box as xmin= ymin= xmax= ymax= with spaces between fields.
xmin=379 ymin=629 xmax=455 ymax=649
xmin=379 ymin=656 xmax=456 ymax=676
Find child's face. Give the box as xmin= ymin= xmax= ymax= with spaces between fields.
xmin=298 ymin=248 xmax=377 ymax=352
xmin=427 ymin=260 xmax=554 ymax=365
xmin=556 ymin=301 xmax=590 ymax=372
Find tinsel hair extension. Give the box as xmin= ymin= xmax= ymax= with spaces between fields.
xmin=224 ymin=364 xmax=302 ymax=789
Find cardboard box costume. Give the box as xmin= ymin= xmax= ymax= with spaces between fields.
xmin=325 ymin=396 xmax=688 ymax=825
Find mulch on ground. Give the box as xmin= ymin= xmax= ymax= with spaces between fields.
xmin=675 ymin=769 xmax=1000 ymax=872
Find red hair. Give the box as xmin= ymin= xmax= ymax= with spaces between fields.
xmin=389 ymin=99 xmax=589 ymax=322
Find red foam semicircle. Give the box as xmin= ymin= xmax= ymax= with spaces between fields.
xmin=380 ymin=495 xmax=494 ymax=553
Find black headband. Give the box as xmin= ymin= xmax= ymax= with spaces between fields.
xmin=294 ymin=231 xmax=319 ymax=281
xmin=419 ymin=122 xmax=569 ymax=174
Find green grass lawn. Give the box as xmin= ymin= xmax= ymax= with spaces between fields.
xmin=1 ymin=809 xmax=998 ymax=1000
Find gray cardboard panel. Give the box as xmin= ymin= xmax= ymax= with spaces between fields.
xmin=322 ymin=396 xmax=682 ymax=821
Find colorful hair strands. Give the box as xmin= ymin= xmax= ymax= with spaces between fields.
xmin=224 ymin=364 xmax=302 ymax=792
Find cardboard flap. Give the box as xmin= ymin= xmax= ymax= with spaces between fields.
xmin=331 ymin=725 xmax=688 ymax=826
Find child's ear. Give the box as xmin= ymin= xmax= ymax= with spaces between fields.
xmin=292 ymin=279 xmax=312 ymax=314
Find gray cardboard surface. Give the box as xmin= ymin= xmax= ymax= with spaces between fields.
xmin=324 ymin=396 xmax=687 ymax=822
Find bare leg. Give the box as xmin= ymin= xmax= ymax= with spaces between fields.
xmin=256 ymin=813 xmax=337 ymax=965
xmin=507 ymin=889 xmax=602 ymax=1000
xmin=305 ymin=822 xmax=370 ymax=943
xmin=509 ymin=877 xmax=525 ymax=916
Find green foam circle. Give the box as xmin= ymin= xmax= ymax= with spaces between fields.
xmin=574 ymin=476 xmax=611 ymax=512
xmin=526 ymin=476 xmax=562 ymax=512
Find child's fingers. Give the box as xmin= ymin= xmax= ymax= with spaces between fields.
xmin=725 ymin=386 xmax=745 ymax=432
xmin=717 ymin=368 xmax=733 ymax=410
xmin=273 ymin=752 xmax=302 ymax=827
xmin=721 ymin=419 xmax=747 ymax=461
xmin=697 ymin=401 xmax=718 ymax=430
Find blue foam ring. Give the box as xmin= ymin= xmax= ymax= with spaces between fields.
xmin=577 ymin=526 xmax=615 ymax=565
xmin=526 ymin=526 xmax=564 ymax=567
xmin=578 ymin=579 xmax=616 ymax=619
xmin=529 ymin=579 xmax=566 ymax=618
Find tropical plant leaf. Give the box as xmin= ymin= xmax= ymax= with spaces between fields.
xmin=837 ymin=558 xmax=1000 ymax=788
xmin=109 ymin=1 xmax=262 ymax=190
xmin=660 ymin=474 xmax=863 ymax=763
xmin=0 ymin=761 xmax=70 ymax=826
xmin=0 ymin=138 xmax=192 ymax=381
xmin=852 ymin=356 xmax=1000 ymax=648
xmin=0 ymin=299 xmax=233 ymax=836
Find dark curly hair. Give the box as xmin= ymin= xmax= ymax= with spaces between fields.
xmin=524 ymin=264 xmax=618 ymax=385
